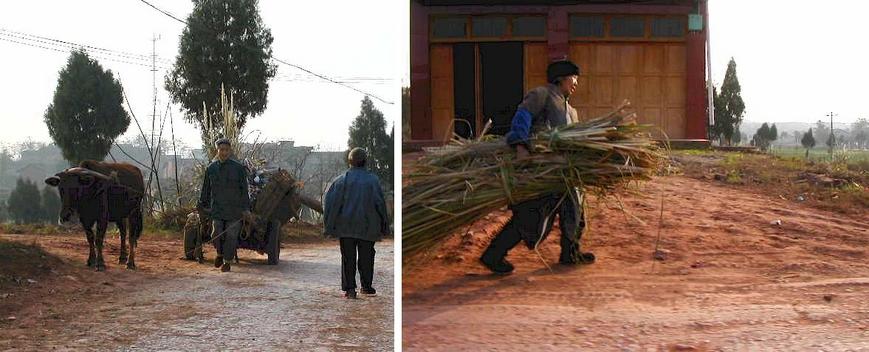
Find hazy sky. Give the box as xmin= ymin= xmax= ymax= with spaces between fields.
xmin=0 ymin=0 xmax=406 ymax=153
xmin=2 ymin=1 xmax=865 ymax=153
xmin=708 ymin=0 xmax=868 ymax=126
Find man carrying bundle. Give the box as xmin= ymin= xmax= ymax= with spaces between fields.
xmin=324 ymin=148 xmax=391 ymax=299
xmin=197 ymin=138 xmax=253 ymax=273
xmin=479 ymin=59 xmax=596 ymax=274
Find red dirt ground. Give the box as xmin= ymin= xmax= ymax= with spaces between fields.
xmin=403 ymin=170 xmax=869 ymax=351
xmin=0 ymin=233 xmax=394 ymax=351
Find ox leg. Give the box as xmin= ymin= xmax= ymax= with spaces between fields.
xmin=127 ymin=210 xmax=142 ymax=270
xmin=84 ymin=223 xmax=96 ymax=268
xmin=117 ymin=220 xmax=128 ymax=264
xmin=94 ymin=220 xmax=108 ymax=272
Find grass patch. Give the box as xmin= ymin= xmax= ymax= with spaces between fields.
xmin=672 ymin=149 xmax=868 ymax=215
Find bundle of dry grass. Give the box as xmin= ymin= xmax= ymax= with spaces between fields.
xmin=403 ymin=101 xmax=666 ymax=258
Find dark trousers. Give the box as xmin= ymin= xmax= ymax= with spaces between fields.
xmin=339 ymin=238 xmax=375 ymax=291
xmin=212 ymin=219 xmax=241 ymax=263
xmin=483 ymin=192 xmax=586 ymax=263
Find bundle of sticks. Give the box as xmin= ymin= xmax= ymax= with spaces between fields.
xmin=402 ymin=101 xmax=665 ymax=258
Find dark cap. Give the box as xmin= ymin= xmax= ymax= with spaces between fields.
xmin=547 ymin=60 xmax=580 ymax=83
xmin=214 ymin=138 xmax=231 ymax=148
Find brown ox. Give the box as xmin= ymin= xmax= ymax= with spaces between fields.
xmin=45 ymin=161 xmax=145 ymax=271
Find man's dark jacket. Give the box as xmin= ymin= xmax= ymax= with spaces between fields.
xmin=197 ymin=158 xmax=250 ymax=221
xmin=323 ymin=167 xmax=390 ymax=242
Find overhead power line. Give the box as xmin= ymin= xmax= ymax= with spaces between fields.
xmin=0 ymin=35 xmax=171 ymax=69
xmin=0 ymin=28 xmax=172 ymax=65
xmin=135 ymin=0 xmax=394 ymax=104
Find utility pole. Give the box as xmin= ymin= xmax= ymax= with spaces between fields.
xmin=149 ymin=33 xmax=165 ymax=211
xmin=826 ymin=112 xmax=837 ymax=161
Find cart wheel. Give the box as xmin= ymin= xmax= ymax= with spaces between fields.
xmin=183 ymin=226 xmax=197 ymax=260
xmin=267 ymin=220 xmax=281 ymax=265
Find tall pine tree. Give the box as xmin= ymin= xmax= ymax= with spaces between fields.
xmin=348 ymin=96 xmax=393 ymax=189
xmin=801 ymin=128 xmax=816 ymax=158
xmin=166 ymin=0 xmax=277 ymax=145
xmin=41 ymin=186 xmax=61 ymax=224
xmin=7 ymin=178 xmax=43 ymax=224
xmin=712 ymin=58 xmax=745 ymax=145
xmin=44 ymin=50 xmax=130 ymax=165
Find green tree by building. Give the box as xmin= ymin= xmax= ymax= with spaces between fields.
xmin=44 ymin=50 xmax=130 ymax=166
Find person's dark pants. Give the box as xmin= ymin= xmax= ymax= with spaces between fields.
xmin=482 ymin=191 xmax=585 ymax=264
xmin=212 ymin=219 xmax=241 ymax=264
xmin=339 ymin=237 xmax=376 ymax=292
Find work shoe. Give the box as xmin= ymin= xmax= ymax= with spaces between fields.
xmin=479 ymin=256 xmax=515 ymax=274
xmin=214 ymin=255 xmax=223 ymax=268
xmin=344 ymin=290 xmax=357 ymax=299
xmin=361 ymin=287 xmax=377 ymax=296
xmin=559 ymin=252 xmax=596 ymax=265
xmin=220 ymin=262 xmax=231 ymax=272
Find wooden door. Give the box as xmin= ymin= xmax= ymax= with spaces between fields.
xmin=569 ymin=42 xmax=686 ymax=138
xmin=430 ymin=44 xmax=454 ymax=142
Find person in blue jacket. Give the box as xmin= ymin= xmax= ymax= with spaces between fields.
xmin=324 ymin=147 xmax=391 ymax=299
xmin=480 ymin=60 xmax=596 ymax=275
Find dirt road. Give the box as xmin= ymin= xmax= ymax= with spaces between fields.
xmin=0 ymin=234 xmax=394 ymax=351
xmin=403 ymin=175 xmax=869 ymax=351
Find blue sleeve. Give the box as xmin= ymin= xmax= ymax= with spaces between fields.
xmin=323 ymin=178 xmax=340 ymax=235
xmin=505 ymin=108 xmax=532 ymax=147
xmin=372 ymin=179 xmax=390 ymax=236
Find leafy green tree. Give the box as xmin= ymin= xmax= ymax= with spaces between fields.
xmin=348 ymin=96 xmax=393 ymax=189
xmin=769 ymin=124 xmax=778 ymax=143
xmin=711 ymin=58 xmax=745 ymax=145
xmin=801 ymin=128 xmax=816 ymax=158
xmin=7 ymin=178 xmax=43 ymax=224
xmin=826 ymin=130 xmax=837 ymax=148
xmin=752 ymin=123 xmax=771 ymax=151
xmin=44 ymin=50 xmax=130 ymax=166
xmin=814 ymin=120 xmax=830 ymax=147
xmin=855 ymin=130 xmax=868 ymax=149
xmin=166 ymin=0 xmax=277 ymax=144
xmin=41 ymin=186 xmax=61 ymax=224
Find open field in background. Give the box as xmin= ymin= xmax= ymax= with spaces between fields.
xmin=767 ymin=146 xmax=869 ymax=170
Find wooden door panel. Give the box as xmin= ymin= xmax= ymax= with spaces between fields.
xmin=430 ymin=44 xmax=454 ymax=142
xmin=664 ymin=76 xmax=685 ymax=107
xmin=591 ymin=76 xmax=614 ymax=106
xmin=593 ymin=45 xmax=614 ymax=74
xmin=643 ymin=45 xmax=665 ymax=74
xmin=641 ymin=76 xmax=662 ymax=106
xmin=524 ymin=43 xmax=548 ymax=92
xmin=665 ymin=108 xmax=686 ymax=139
xmin=616 ymin=45 xmax=641 ymax=74
xmin=665 ymin=44 xmax=686 ymax=74
xmin=616 ymin=76 xmax=639 ymax=106
xmin=642 ymin=108 xmax=662 ymax=132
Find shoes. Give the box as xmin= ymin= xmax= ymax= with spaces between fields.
xmin=344 ymin=290 xmax=357 ymax=299
xmin=220 ymin=262 xmax=231 ymax=272
xmin=361 ymin=287 xmax=377 ymax=296
xmin=214 ymin=255 xmax=223 ymax=268
xmin=559 ymin=251 xmax=596 ymax=265
xmin=479 ymin=256 xmax=515 ymax=274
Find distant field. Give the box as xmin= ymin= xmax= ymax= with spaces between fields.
xmin=769 ymin=146 xmax=869 ymax=168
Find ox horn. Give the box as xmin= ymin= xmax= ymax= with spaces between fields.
xmin=66 ymin=167 xmax=113 ymax=181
